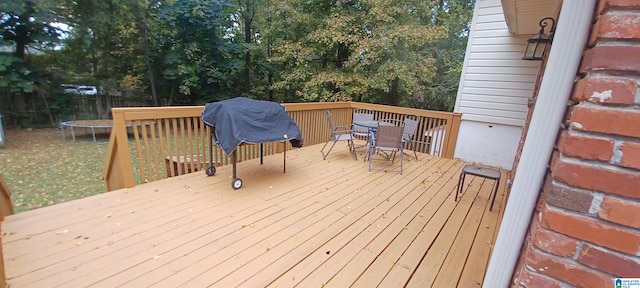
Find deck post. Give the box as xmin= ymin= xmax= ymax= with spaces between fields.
xmin=103 ymin=109 xmax=136 ymax=190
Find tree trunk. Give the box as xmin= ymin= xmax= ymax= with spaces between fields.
xmin=243 ymin=0 xmax=255 ymax=94
xmin=133 ymin=3 xmax=159 ymax=106
xmin=13 ymin=8 xmax=33 ymax=59
xmin=266 ymin=16 xmax=274 ymax=102
xmin=37 ymin=90 xmax=55 ymax=126
xmin=388 ymin=77 xmax=400 ymax=106
xmin=336 ymin=42 xmax=349 ymax=68
xmin=14 ymin=40 xmax=26 ymax=59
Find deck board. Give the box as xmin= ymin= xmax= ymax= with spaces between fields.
xmin=2 ymin=143 xmax=507 ymax=287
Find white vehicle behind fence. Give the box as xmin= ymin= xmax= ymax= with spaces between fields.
xmin=61 ymin=84 xmax=78 ymax=93
xmin=76 ymin=86 xmax=98 ymax=96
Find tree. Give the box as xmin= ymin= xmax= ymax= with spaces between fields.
xmin=0 ymin=0 xmax=63 ymax=59
xmin=264 ymin=0 xmax=450 ymax=106
xmin=403 ymin=0 xmax=475 ymax=111
xmin=129 ymin=0 xmax=159 ymax=106
xmin=157 ymin=0 xmax=243 ymax=103
xmin=2 ymin=0 xmax=475 ymax=122
xmin=0 ymin=0 xmax=65 ymax=126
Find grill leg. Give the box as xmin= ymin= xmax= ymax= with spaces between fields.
xmin=232 ymin=150 xmax=238 ymax=179
xmin=260 ymin=143 xmax=264 ymax=165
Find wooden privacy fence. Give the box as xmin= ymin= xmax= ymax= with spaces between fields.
xmin=102 ymin=102 xmax=461 ymax=191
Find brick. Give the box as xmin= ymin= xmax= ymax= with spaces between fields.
xmin=549 ymin=151 xmax=560 ymax=173
xmin=591 ymin=13 xmax=640 ymax=44
xmin=598 ymin=0 xmax=640 ymax=15
xmin=540 ymin=206 xmax=640 ymax=255
xmin=517 ymin=269 xmax=563 ymax=288
xmin=532 ymin=227 xmax=581 ymax=257
xmin=544 ymin=179 xmax=594 ymax=213
xmin=599 ymin=196 xmax=640 ymax=228
xmin=620 ymin=141 xmax=640 ymax=170
xmin=558 ymin=131 xmax=614 ymax=162
xmin=553 ymin=160 xmax=640 ymax=199
xmin=579 ymin=243 xmax=640 ymax=276
xmin=570 ymin=105 xmax=640 ymax=139
xmin=572 ymin=77 xmax=637 ymax=105
xmin=524 ymin=247 xmax=613 ymax=288
xmin=581 ymin=46 xmax=640 ymax=73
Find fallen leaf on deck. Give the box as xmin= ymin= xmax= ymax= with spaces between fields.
xmin=55 ymin=229 xmax=69 ymax=235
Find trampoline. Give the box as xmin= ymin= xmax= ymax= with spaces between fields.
xmin=60 ymin=119 xmax=151 ymax=143
xmin=201 ymin=97 xmax=303 ymax=189
xmin=60 ymin=120 xmax=117 ymax=143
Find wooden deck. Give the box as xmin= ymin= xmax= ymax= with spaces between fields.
xmin=2 ymin=143 xmax=506 ymax=287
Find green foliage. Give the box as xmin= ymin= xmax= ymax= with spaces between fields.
xmin=47 ymin=91 xmax=76 ymax=116
xmin=263 ymin=0 xmax=470 ymax=109
xmin=155 ymin=0 xmax=244 ymax=103
xmin=0 ymin=55 xmax=37 ymax=94
xmin=403 ymin=0 xmax=475 ymax=111
xmin=0 ymin=0 xmax=63 ymax=55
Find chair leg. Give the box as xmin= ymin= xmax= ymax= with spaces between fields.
xmin=455 ymin=172 xmax=466 ymax=202
xmin=489 ymin=178 xmax=500 ymax=211
xmin=402 ymin=141 xmax=419 ymax=161
xmin=399 ymin=148 xmax=403 ymax=174
xmin=349 ymin=139 xmax=357 ymax=160
xmin=321 ymin=140 xmax=338 ymax=160
xmin=412 ymin=143 xmax=418 ymax=160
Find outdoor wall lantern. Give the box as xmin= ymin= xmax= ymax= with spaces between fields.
xmin=522 ymin=17 xmax=556 ymax=61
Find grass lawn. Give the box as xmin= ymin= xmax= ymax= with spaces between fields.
xmin=0 ymin=128 xmax=108 ymax=213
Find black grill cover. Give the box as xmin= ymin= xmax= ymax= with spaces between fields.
xmin=201 ymin=97 xmax=303 ymax=155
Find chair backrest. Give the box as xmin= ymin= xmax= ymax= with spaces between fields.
xmin=352 ymin=109 xmax=374 ymax=134
xmin=326 ymin=110 xmax=335 ymax=130
xmin=375 ymin=120 xmax=404 ymax=149
xmin=325 ymin=110 xmax=338 ymax=139
xmin=403 ymin=115 xmax=420 ymax=141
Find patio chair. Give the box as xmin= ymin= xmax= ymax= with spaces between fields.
xmin=402 ymin=114 xmax=420 ymax=160
xmin=368 ymin=119 xmax=404 ymax=174
xmin=321 ymin=110 xmax=357 ymax=160
xmin=352 ymin=108 xmax=374 ymax=147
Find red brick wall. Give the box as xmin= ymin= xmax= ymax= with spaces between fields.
xmin=511 ymin=0 xmax=640 ymax=287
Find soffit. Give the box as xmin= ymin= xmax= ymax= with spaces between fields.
xmin=501 ymin=0 xmax=563 ymax=35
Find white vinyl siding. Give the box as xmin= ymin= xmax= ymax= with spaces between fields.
xmin=454 ymin=0 xmax=541 ymax=127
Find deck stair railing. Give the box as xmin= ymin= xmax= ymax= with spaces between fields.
xmin=102 ymin=102 xmax=461 ymax=191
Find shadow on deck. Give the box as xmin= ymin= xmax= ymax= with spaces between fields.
xmin=2 ymin=142 xmax=507 ymax=287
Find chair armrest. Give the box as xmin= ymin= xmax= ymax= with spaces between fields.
xmin=334 ymin=125 xmax=353 ymax=134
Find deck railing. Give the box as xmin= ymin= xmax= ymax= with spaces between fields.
xmin=0 ymin=174 xmax=13 ymax=286
xmin=102 ymin=102 xmax=461 ymax=191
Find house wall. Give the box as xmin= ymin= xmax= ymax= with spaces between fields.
xmin=453 ymin=0 xmax=541 ymax=168
xmin=455 ymin=121 xmax=522 ymax=169
xmin=512 ymin=1 xmax=640 ymax=287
